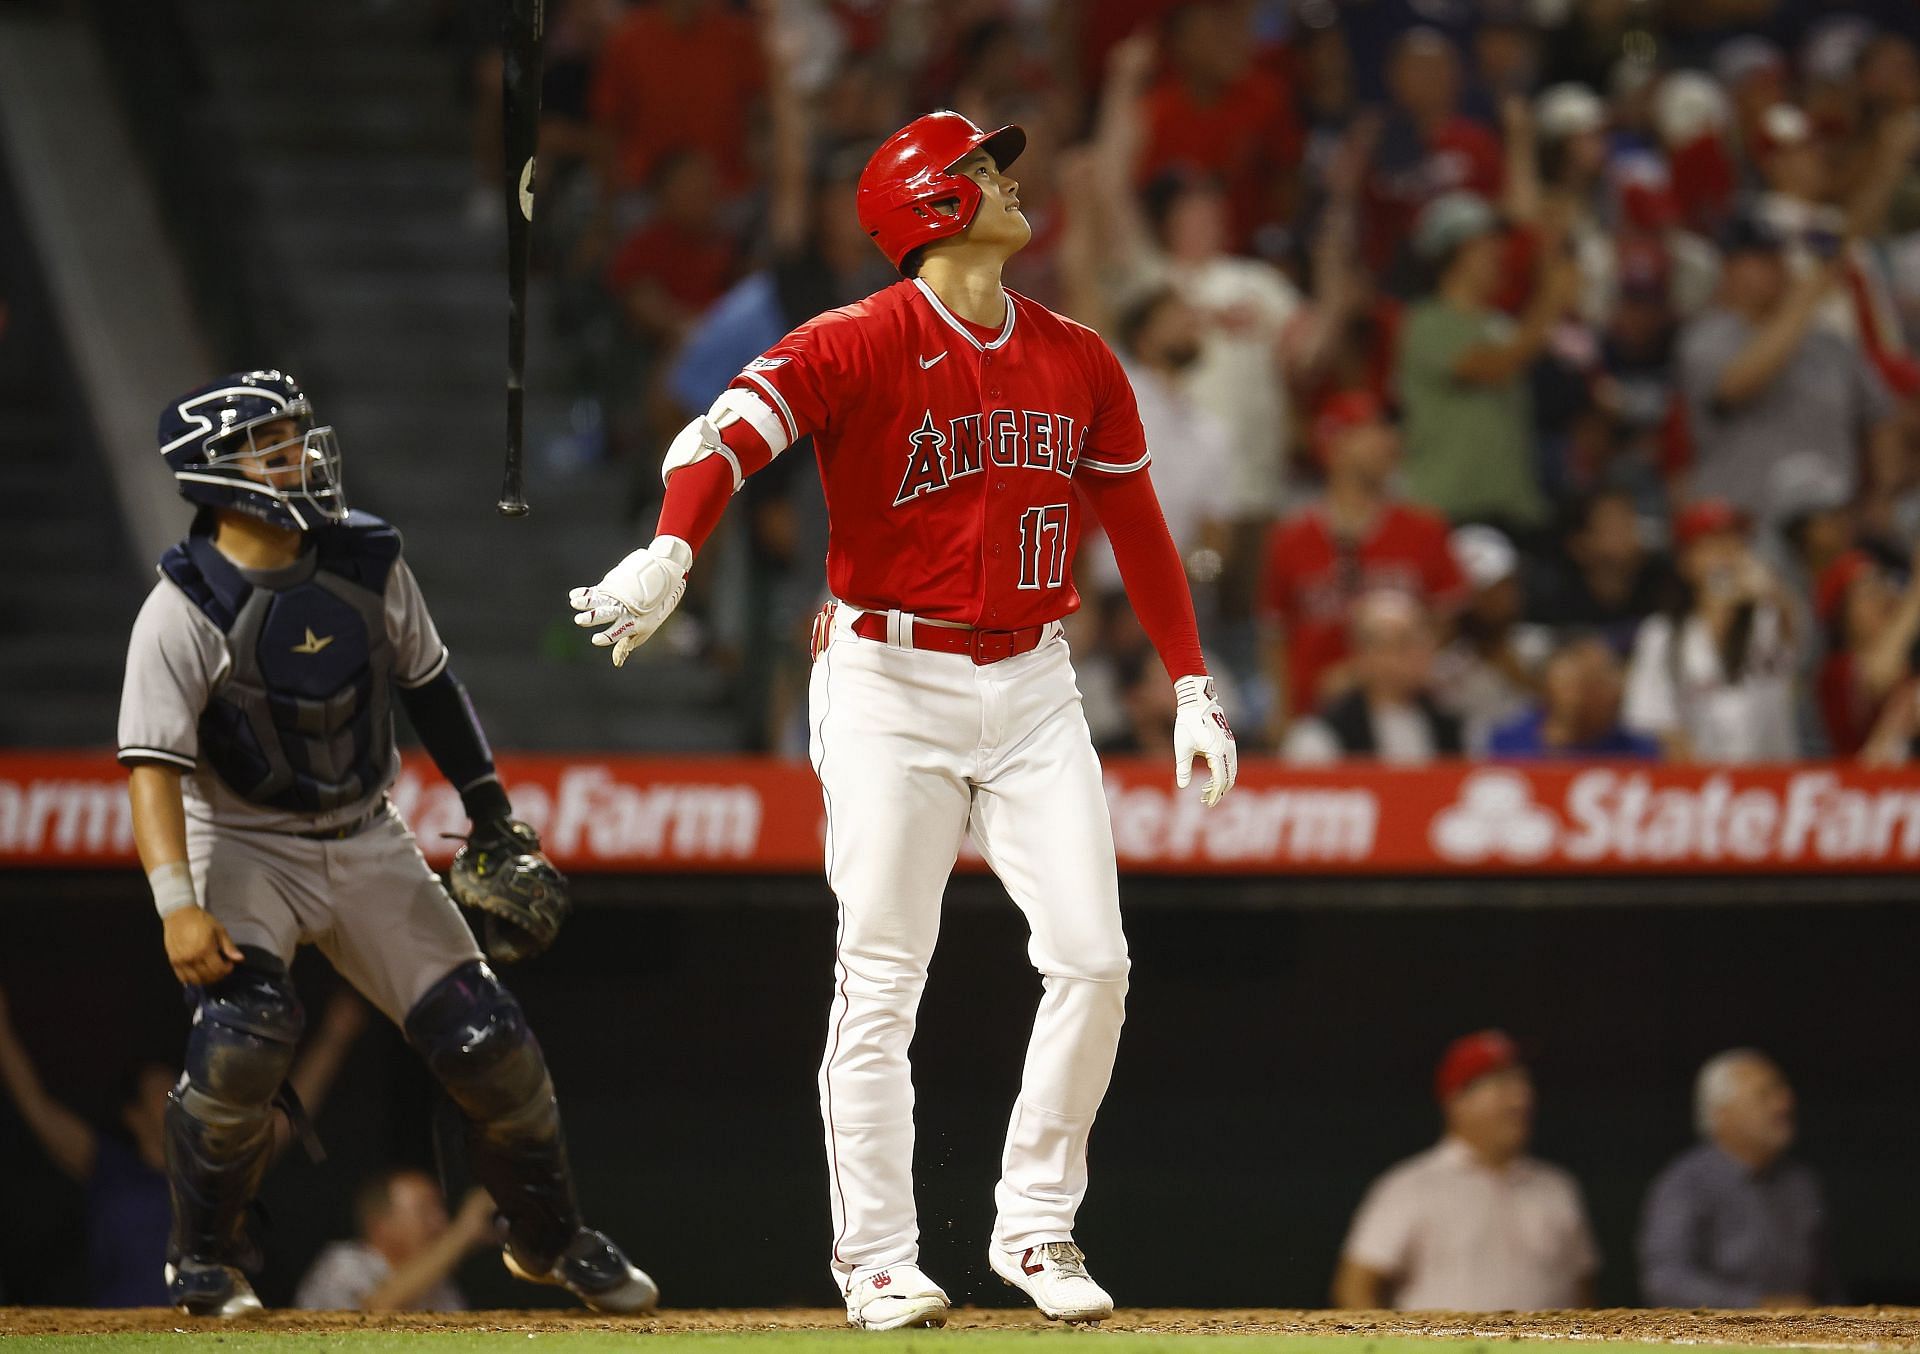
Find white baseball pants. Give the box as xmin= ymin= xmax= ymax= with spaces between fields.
xmin=808 ymin=604 xmax=1129 ymax=1288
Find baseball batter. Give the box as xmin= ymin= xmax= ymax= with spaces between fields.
xmin=120 ymin=371 xmax=657 ymax=1317
xmin=570 ymin=112 xmax=1238 ymax=1329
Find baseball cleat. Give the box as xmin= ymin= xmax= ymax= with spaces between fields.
xmin=504 ymin=1227 xmax=660 ymax=1313
xmin=165 ymin=1260 xmax=264 ymax=1318
xmin=988 ymin=1241 xmax=1114 ymax=1322
xmin=844 ymin=1263 xmax=950 ymax=1330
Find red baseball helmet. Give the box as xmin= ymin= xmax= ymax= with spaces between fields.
xmin=856 ymin=111 xmax=1026 ymax=270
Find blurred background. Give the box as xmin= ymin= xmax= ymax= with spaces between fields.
xmin=4 ymin=0 xmax=1920 ymax=1318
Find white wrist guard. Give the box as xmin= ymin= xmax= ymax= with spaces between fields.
xmin=149 ymin=860 xmax=197 ymax=919
xmin=650 ymin=535 xmax=694 ymax=572
xmin=1173 ymin=674 xmax=1215 ymax=708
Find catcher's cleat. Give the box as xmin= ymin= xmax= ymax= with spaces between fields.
xmin=843 ymin=1263 xmax=949 ymax=1330
xmin=988 ymin=1241 xmax=1114 ymax=1322
xmin=504 ymin=1227 xmax=659 ymax=1313
xmin=165 ymin=1259 xmax=265 ymax=1319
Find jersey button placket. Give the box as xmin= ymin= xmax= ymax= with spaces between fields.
xmin=973 ymin=346 xmax=1000 ymax=626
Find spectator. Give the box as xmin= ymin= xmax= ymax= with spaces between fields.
xmin=1432 ymin=524 xmax=1551 ymax=743
xmin=1755 ymin=101 xmax=1920 ymax=398
xmin=1361 ymin=28 xmax=1504 ymax=276
xmin=1623 ymin=500 xmax=1800 ymax=762
xmin=1333 ymin=1030 xmax=1599 ymax=1311
xmin=1468 ymin=1 xmax=1544 ymax=112
xmin=1531 ymin=82 xmax=1615 ymax=325
xmin=1284 ymin=590 xmax=1460 ymax=764
xmin=1396 ymin=191 xmax=1575 ymax=531
xmin=1488 ymin=633 xmax=1660 ymax=759
xmin=296 ymin=1172 xmax=496 ymax=1312
xmin=0 ymin=984 xmax=365 ymax=1307
xmin=1530 ymin=490 xmax=1676 ymax=653
xmin=1283 ymin=116 xmax=1405 ymax=423
xmin=1606 ymin=153 xmax=1722 ymax=320
xmin=1134 ymin=0 xmax=1301 ymax=252
xmin=1780 ymin=466 xmax=1860 ymax=589
xmin=1676 ymin=213 xmax=1901 ymax=525
xmin=1815 ymin=547 xmax=1920 ymax=758
xmin=1258 ymin=393 xmax=1466 ymax=736
xmin=1592 ymin=234 xmax=1688 ymax=500
xmin=1081 ymin=286 xmax=1232 ymax=594
xmin=605 ymin=150 xmax=740 ymax=349
xmin=1713 ymin=36 xmax=1791 ymax=165
xmin=1069 ymin=31 xmax=1305 ymax=587
xmin=1640 ymin=1050 xmax=1842 ymax=1308
xmin=1294 ymin=20 xmax=1358 ymax=172
xmin=590 ymin=0 xmax=763 ymax=193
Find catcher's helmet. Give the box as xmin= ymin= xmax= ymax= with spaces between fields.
xmin=158 ymin=370 xmax=347 ymax=531
xmin=856 ymin=110 xmax=1026 ymax=270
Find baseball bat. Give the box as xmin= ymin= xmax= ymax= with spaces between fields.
xmin=498 ymin=0 xmax=545 ymax=517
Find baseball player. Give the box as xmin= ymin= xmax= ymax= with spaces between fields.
xmin=570 ymin=112 xmax=1238 ymax=1328
xmin=120 ymin=370 xmax=657 ymax=1317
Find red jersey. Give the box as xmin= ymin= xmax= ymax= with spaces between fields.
xmin=727 ymin=279 xmax=1150 ymax=629
xmin=1818 ymin=651 xmax=1885 ymax=758
xmin=1259 ymin=501 xmax=1466 ymax=714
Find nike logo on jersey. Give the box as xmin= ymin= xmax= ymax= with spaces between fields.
xmin=918 ymin=351 xmax=948 ymax=370
xmin=291 ymin=628 xmax=335 ymax=655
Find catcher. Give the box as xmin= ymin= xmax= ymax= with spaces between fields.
xmin=118 ymin=370 xmax=655 ymax=1317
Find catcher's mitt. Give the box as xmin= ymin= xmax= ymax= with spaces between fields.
xmin=448 ymin=818 xmax=571 ymax=964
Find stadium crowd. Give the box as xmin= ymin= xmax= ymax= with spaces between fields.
xmin=478 ymin=0 xmax=1920 ymax=762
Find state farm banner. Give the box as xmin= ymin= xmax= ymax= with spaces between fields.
xmin=3 ymin=751 xmax=1919 ymax=876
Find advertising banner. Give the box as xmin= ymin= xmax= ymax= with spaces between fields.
xmin=5 ymin=752 xmax=1918 ymax=876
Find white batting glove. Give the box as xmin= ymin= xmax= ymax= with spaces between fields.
xmin=1173 ymin=674 xmax=1237 ymax=807
xmin=568 ymin=535 xmax=693 ymax=668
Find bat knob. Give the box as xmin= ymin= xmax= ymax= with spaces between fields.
xmin=496 ymin=499 xmax=531 ymax=518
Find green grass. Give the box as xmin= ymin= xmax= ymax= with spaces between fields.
xmin=0 ymin=1335 xmax=1821 ymax=1354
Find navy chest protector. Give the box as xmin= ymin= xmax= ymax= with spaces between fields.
xmin=161 ymin=513 xmax=401 ymax=813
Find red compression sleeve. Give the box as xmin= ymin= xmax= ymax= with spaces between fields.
xmin=654 ymin=455 xmax=733 ymax=553
xmin=1076 ymin=471 xmax=1207 ymax=679
xmin=653 ymin=421 xmax=774 ymax=554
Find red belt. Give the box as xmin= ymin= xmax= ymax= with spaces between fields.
xmin=848 ymin=610 xmax=1049 ymax=665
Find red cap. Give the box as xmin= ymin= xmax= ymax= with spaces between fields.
xmin=1673 ymin=498 xmax=1749 ymax=552
xmin=1312 ymin=390 xmax=1386 ymax=467
xmin=1435 ymin=1030 xmax=1522 ymax=1103
xmin=1816 ymin=550 xmax=1874 ymax=628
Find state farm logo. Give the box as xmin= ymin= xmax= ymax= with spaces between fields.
xmin=1104 ymin=778 xmax=1377 ymax=864
xmin=392 ymin=767 xmax=763 ymax=865
xmin=1430 ymin=767 xmax=1920 ymax=867
xmin=1431 ymin=770 xmax=1559 ymax=863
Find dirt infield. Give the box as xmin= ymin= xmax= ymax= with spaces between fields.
xmin=6 ymin=1307 xmax=1920 ymax=1346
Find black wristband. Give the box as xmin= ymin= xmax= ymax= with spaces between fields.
xmin=460 ymin=776 xmax=513 ymax=827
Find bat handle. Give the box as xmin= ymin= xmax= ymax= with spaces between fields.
xmin=498 ymin=381 xmax=529 ymax=517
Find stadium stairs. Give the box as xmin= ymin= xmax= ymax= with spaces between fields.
xmin=0 ymin=122 xmax=142 ymax=747
xmin=163 ymin=0 xmax=740 ymax=750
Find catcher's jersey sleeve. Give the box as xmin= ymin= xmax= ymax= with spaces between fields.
xmin=117 ymin=579 xmax=227 ymax=770
xmin=384 ymin=557 xmax=451 ymax=689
